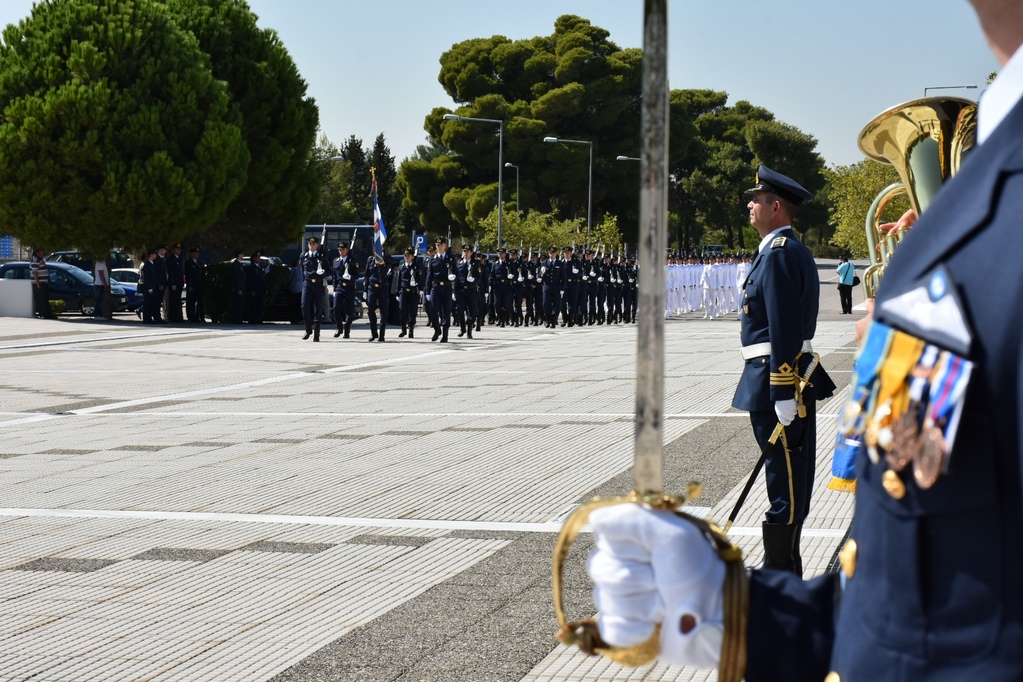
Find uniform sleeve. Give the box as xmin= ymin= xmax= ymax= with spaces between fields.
xmin=761 ymin=249 xmax=806 ymax=401
xmin=745 ymin=570 xmax=837 ymax=682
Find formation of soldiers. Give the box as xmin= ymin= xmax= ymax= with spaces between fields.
xmin=139 ymin=243 xmax=206 ymax=324
xmin=664 ymin=254 xmax=752 ymax=319
xmin=298 ymin=235 xmax=641 ymax=343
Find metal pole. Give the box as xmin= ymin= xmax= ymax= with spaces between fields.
xmin=514 ymin=166 xmax=520 ymax=214
xmin=498 ymin=120 xmax=504 ymax=250
xmin=634 ymin=0 xmax=668 ymax=496
xmin=586 ymin=143 xmax=593 ymax=240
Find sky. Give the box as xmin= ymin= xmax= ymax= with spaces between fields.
xmin=0 ymin=1 xmax=999 ymax=169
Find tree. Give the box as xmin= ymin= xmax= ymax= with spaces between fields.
xmin=0 ymin=0 xmax=248 ymax=258
xmin=400 ymin=15 xmax=696 ymax=242
xmin=166 ymin=0 xmax=320 ymax=251
xmin=827 ymin=160 xmax=906 ymax=258
xmin=306 ymin=135 xmax=358 ymax=225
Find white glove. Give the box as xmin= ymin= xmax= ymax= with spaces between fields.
xmin=342 ymin=273 xmax=351 ymax=280
xmin=598 ymin=277 xmax=604 ymax=283
xmin=588 ymin=504 xmax=724 ymax=668
xmin=447 ymin=273 xmax=456 ymax=281
xmin=527 ymin=273 xmax=534 ymax=280
xmin=573 ymin=267 xmax=580 ymax=274
xmin=582 ymin=275 xmax=589 ymax=281
xmin=774 ymin=398 xmax=797 ymax=426
xmin=507 ymin=273 xmax=514 ymax=280
xmin=560 ymin=290 xmax=565 ymax=296
xmin=467 ymin=276 xmax=475 ymax=283
xmin=316 ymin=266 xmax=324 ymax=275
xmin=541 ymin=266 xmax=547 ymax=275
xmin=517 ymin=275 xmax=524 ymax=282
xmin=426 ymin=294 xmax=432 ymax=302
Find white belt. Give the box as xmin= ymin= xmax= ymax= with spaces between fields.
xmin=741 ymin=340 xmax=813 ymax=361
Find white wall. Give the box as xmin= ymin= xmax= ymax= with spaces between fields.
xmin=0 ymin=279 xmax=34 ymax=317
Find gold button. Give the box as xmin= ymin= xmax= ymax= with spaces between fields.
xmin=825 ymin=673 xmax=841 ymax=682
xmin=882 ymin=470 xmax=906 ymax=499
xmin=839 ymin=539 xmax=857 ymax=579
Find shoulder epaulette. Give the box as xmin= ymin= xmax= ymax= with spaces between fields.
xmin=771 ymin=236 xmax=788 ymax=249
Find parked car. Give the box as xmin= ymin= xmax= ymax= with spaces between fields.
xmin=46 ymin=250 xmax=134 ymax=271
xmin=0 ymin=261 xmax=128 ymax=315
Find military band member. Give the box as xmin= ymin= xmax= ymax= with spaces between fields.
xmin=456 ymin=243 xmax=484 ymax=338
xmin=397 ymin=247 xmax=424 ymax=338
xmin=541 ymin=245 xmax=564 ymax=328
xmin=331 ymin=241 xmax=358 ymax=338
xmin=425 ymin=236 xmax=456 ymax=342
xmin=364 ymin=249 xmax=391 ymax=342
xmin=300 ymin=236 xmax=329 ymax=341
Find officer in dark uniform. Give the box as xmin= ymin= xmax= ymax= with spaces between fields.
xmin=166 ymin=244 xmax=184 ymax=322
xmin=246 ymin=251 xmax=267 ymax=324
xmin=364 ymin=249 xmax=391 ymax=342
xmin=561 ymin=246 xmax=580 ymax=326
xmin=510 ymin=249 xmax=525 ymax=326
xmin=140 ymin=247 xmax=162 ymax=324
xmin=183 ymin=247 xmax=204 ymax=322
xmin=624 ymin=256 xmax=638 ymax=323
xmin=300 ymin=236 xmax=328 ymax=341
xmin=228 ymin=249 xmax=245 ymax=324
xmin=522 ymin=251 xmax=537 ymax=326
xmin=456 ymin=243 xmax=483 ymax=338
xmin=732 ymin=166 xmax=834 ymax=573
xmin=397 ymin=247 xmax=424 ymax=338
xmin=608 ymin=256 xmax=624 ymax=323
xmin=541 ymin=245 xmax=564 ymax=328
xmin=490 ymin=248 xmax=513 ymax=327
xmin=424 ymin=236 xmax=456 ymax=342
xmin=332 ymin=241 xmax=358 ymax=338
xmin=422 ymin=244 xmax=437 ymax=330
xmin=581 ymin=249 xmax=598 ymax=324
xmin=476 ymin=251 xmax=489 ymax=332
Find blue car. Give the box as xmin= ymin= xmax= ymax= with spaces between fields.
xmin=0 ymin=261 xmax=128 ymax=315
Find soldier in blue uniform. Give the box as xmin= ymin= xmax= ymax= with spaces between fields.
xmin=509 ymin=249 xmax=524 ymax=327
xmin=166 ymin=244 xmax=184 ymax=322
xmin=331 ymin=241 xmax=358 ymax=338
xmin=561 ymin=246 xmax=581 ymax=326
xmin=140 ymin=247 xmax=163 ymax=324
xmin=596 ymin=253 xmax=610 ymax=324
xmin=300 ymin=237 xmax=329 ymax=341
xmin=732 ymin=165 xmax=835 ymax=573
xmin=477 ymin=251 xmax=491 ymax=332
xmin=541 ymin=245 xmax=564 ymax=328
xmin=490 ymin=248 xmax=513 ymax=327
xmin=456 ymin=243 xmax=483 ymax=338
xmin=364 ymin=249 xmax=391 ymax=342
xmin=623 ymin=257 xmax=638 ymax=324
xmin=184 ymin=247 xmax=204 ymax=323
xmin=424 ymin=236 xmax=456 ymax=342
xmin=397 ymin=247 xmax=424 ymax=338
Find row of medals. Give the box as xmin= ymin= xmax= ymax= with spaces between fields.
xmin=844 ymin=375 xmax=947 ymax=499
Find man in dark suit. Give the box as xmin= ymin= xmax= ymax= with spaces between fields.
xmin=425 ymin=236 xmax=456 ymax=342
xmin=165 ymin=244 xmax=184 ymax=322
xmin=300 ymin=237 xmax=328 ymax=341
xmin=140 ymin=247 xmax=163 ymax=324
xmin=364 ymin=249 xmax=391 ymax=342
xmin=332 ymin=241 xmax=358 ymax=338
xmin=541 ymin=246 xmax=564 ymax=328
xmin=183 ymin=247 xmax=204 ymax=322
xmin=455 ymin=243 xmax=483 ymax=338
xmin=582 ymin=3 xmax=1023 ymax=680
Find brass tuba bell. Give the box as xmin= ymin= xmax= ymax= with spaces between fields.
xmin=857 ymin=97 xmax=977 ymax=297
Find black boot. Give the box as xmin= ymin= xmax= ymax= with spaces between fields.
xmin=441 ymin=326 xmax=449 ymax=343
xmin=432 ymin=324 xmax=441 ymax=342
xmin=343 ymin=321 xmax=351 ymax=339
xmin=368 ymin=320 xmax=378 ymax=342
xmin=408 ymin=326 xmax=414 ymax=339
xmin=467 ymin=325 xmax=473 ymax=339
xmin=399 ymin=326 xmax=407 ymax=338
xmin=378 ymin=326 xmax=386 ymax=342
xmin=458 ymin=321 xmax=466 ymax=337
xmin=792 ymin=523 xmax=804 ymax=578
xmin=313 ymin=323 xmax=320 ymax=342
xmin=762 ymin=522 xmax=798 ymax=573
xmin=303 ymin=323 xmax=312 ymax=340
xmin=334 ymin=326 xmax=342 ymax=338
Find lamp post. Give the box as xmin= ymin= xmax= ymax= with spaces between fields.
xmin=504 ymin=162 xmax=519 ymax=214
xmin=544 ymin=136 xmax=594 ymax=240
xmin=923 ymin=84 xmax=978 ymax=97
xmin=616 ymin=155 xmax=640 ymax=162
xmin=443 ymin=113 xmax=505 ymax=248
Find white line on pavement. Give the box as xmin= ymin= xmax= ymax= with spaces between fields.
xmin=0 ymin=507 xmax=847 ymax=538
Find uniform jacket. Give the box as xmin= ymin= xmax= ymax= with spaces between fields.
xmin=184 ymin=258 xmax=203 ymax=294
xmin=166 ymin=253 xmax=183 ymax=288
xmin=231 ymin=259 xmax=246 ymax=293
xmin=745 ymin=93 xmax=1023 ymax=682
xmin=732 ymin=229 xmax=831 ymax=411
xmin=299 ymin=249 xmax=328 ymax=286
xmin=364 ymin=256 xmax=391 ymax=292
xmin=424 ymin=251 xmax=454 ymax=292
xmin=490 ymin=258 xmax=512 ymax=289
xmin=333 ymin=255 xmax=358 ymax=290
xmin=398 ymin=259 xmax=424 ymax=290
xmin=457 ymin=258 xmax=483 ymax=290
xmin=541 ymin=257 xmax=564 ymax=288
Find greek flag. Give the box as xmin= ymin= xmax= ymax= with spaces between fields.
xmin=373 ymin=176 xmax=387 ymax=260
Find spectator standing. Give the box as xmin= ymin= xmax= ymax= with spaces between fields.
xmin=92 ymin=256 xmax=109 ymax=320
xmin=836 ymin=255 xmax=855 ymax=314
xmin=29 ymin=247 xmax=55 ymax=319
xmin=183 ymin=247 xmax=204 ymax=322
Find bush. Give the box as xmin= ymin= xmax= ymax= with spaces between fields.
xmin=50 ymin=299 xmax=67 ymax=316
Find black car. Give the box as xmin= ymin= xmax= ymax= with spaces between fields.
xmin=0 ymin=261 xmax=128 ymax=315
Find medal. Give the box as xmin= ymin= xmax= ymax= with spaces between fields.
xmin=882 ymin=470 xmax=906 ymax=500
xmin=886 ymin=402 xmax=922 ymax=472
xmin=914 ymin=425 xmax=945 ymax=489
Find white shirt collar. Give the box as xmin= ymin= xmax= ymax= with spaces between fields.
xmin=978 ymin=42 xmax=1023 ymax=144
xmin=757 ymin=225 xmax=790 ymax=253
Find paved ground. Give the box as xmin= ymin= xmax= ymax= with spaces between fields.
xmin=0 ymin=271 xmax=862 ymax=681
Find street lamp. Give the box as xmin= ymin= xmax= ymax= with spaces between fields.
xmin=616 ymin=155 xmax=640 ymax=162
xmin=923 ymin=84 xmax=978 ymax=97
xmin=504 ymin=162 xmax=519 ymax=214
xmin=443 ymin=113 xmax=505 ymax=248
xmin=544 ymin=136 xmax=594 ymax=239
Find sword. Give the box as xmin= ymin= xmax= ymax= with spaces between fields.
xmin=553 ymin=0 xmax=704 ymax=666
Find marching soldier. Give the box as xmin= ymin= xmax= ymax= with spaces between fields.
xmin=397 ymin=247 xmax=424 ymax=338
xmin=364 ymin=249 xmax=391 ymax=342
xmin=300 ymin=236 xmax=329 ymax=341
xmin=475 ymin=251 xmax=489 ymax=332
xmin=541 ymin=245 xmax=564 ymax=328
xmin=456 ymin=243 xmax=483 ymax=338
xmin=624 ymin=256 xmax=638 ymax=323
xmin=424 ymin=236 xmax=456 ymax=342
xmin=561 ymin=245 xmax=580 ymax=326
xmin=490 ymin=248 xmax=513 ymax=327
xmin=332 ymin=241 xmax=358 ymax=338
xmin=509 ymin=249 xmax=524 ymax=327
xmin=582 ymin=249 xmax=599 ymax=325
xmin=596 ymin=253 xmax=610 ymax=324
xmin=422 ymin=244 xmax=437 ymax=330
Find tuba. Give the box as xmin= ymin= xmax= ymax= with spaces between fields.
xmin=857 ymin=97 xmax=977 ymax=297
